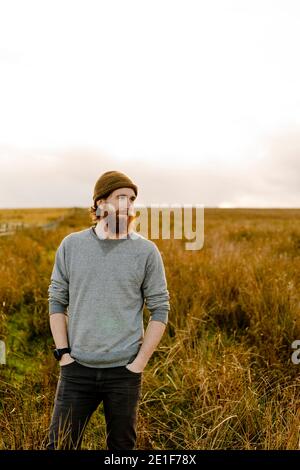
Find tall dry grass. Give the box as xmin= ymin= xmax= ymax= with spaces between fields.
xmin=0 ymin=207 xmax=300 ymax=449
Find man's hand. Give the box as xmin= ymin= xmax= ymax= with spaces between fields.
xmin=59 ymin=353 xmax=75 ymax=367
xmin=125 ymin=361 xmax=145 ymax=373
xmin=126 ymin=320 xmax=166 ymax=373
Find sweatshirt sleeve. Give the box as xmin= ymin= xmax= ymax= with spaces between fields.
xmin=48 ymin=239 xmax=69 ymax=315
xmin=141 ymin=243 xmax=170 ymax=325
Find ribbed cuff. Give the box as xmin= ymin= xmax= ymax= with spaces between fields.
xmin=49 ymin=302 xmax=68 ymax=314
xmin=150 ymin=309 xmax=169 ymax=325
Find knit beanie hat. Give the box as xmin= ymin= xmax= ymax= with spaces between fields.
xmin=93 ymin=170 xmax=138 ymax=203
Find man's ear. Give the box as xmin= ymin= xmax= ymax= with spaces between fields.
xmin=96 ymin=199 xmax=103 ymax=217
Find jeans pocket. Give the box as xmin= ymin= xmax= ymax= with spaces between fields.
xmin=124 ymin=365 xmax=142 ymax=375
xmin=60 ymin=360 xmax=77 ymax=368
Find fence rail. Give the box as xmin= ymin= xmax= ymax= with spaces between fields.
xmin=0 ymin=214 xmax=67 ymax=237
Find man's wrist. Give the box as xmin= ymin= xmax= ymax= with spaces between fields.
xmin=132 ymin=356 xmax=148 ymax=369
xmin=53 ymin=347 xmax=71 ymax=361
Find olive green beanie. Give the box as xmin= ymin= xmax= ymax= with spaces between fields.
xmin=93 ymin=170 xmax=138 ymax=203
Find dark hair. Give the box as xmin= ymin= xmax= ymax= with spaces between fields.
xmin=89 ymin=201 xmax=99 ymax=225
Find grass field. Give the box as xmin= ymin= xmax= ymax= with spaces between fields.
xmin=0 ymin=208 xmax=74 ymax=225
xmin=0 ymin=207 xmax=300 ymax=449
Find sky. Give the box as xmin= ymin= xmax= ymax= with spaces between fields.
xmin=0 ymin=0 xmax=299 ymax=208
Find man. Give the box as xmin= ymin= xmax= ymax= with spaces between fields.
xmin=46 ymin=170 xmax=170 ymax=450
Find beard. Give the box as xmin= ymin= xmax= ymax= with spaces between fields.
xmin=105 ymin=212 xmax=136 ymax=235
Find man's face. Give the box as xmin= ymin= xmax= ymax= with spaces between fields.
xmin=96 ymin=187 xmax=136 ymax=233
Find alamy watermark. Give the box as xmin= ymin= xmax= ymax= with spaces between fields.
xmin=291 ymin=340 xmax=300 ymax=365
xmin=0 ymin=340 xmax=5 ymax=364
xmin=95 ymin=202 xmax=204 ymax=251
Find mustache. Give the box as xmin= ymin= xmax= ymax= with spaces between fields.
xmin=102 ymin=209 xmax=135 ymax=217
xmin=100 ymin=212 xmax=137 ymax=221
xmin=104 ymin=213 xmax=137 ymax=234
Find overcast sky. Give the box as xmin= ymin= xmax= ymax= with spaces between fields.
xmin=0 ymin=0 xmax=299 ymax=208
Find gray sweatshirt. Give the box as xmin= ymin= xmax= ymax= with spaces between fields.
xmin=48 ymin=226 xmax=170 ymax=368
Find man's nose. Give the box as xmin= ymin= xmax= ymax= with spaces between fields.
xmin=119 ymin=198 xmax=134 ymax=213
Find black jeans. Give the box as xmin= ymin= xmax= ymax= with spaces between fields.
xmin=46 ymin=360 xmax=143 ymax=450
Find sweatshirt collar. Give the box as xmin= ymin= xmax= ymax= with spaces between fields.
xmin=90 ymin=225 xmax=140 ymax=241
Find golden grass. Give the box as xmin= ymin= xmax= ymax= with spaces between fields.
xmin=0 ymin=208 xmax=73 ymax=225
xmin=0 ymin=207 xmax=300 ymax=449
